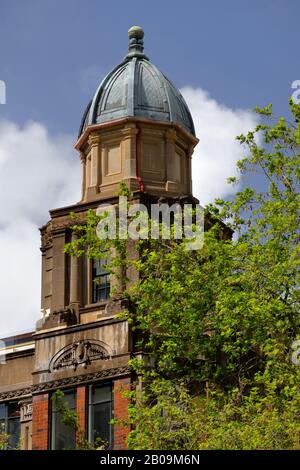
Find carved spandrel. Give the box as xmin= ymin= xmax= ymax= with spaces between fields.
xmin=50 ymin=339 xmax=112 ymax=372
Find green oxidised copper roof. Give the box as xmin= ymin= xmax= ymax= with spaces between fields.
xmin=79 ymin=26 xmax=195 ymax=137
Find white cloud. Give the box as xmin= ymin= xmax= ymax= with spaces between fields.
xmin=0 ymin=87 xmax=258 ymax=337
xmin=181 ymin=87 xmax=258 ymax=206
xmin=0 ymin=121 xmax=80 ymax=337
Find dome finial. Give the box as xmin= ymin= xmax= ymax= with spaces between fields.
xmin=126 ymin=26 xmax=149 ymax=60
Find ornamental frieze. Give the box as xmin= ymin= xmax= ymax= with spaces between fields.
xmin=0 ymin=365 xmax=131 ymax=401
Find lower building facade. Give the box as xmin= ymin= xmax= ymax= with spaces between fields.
xmin=0 ymin=317 xmax=132 ymax=450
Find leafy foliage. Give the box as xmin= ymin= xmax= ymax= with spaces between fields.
xmin=66 ymin=100 xmax=300 ymax=449
xmin=0 ymin=432 xmax=10 ymax=450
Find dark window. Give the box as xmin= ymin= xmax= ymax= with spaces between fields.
xmin=92 ymin=258 xmax=110 ymax=303
xmin=88 ymin=383 xmax=112 ymax=447
xmin=51 ymin=389 xmax=76 ymax=450
xmin=0 ymin=404 xmax=5 ymax=435
xmin=0 ymin=402 xmax=20 ymax=449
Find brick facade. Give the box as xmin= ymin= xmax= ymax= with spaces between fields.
xmin=76 ymin=386 xmax=86 ymax=440
xmin=113 ymin=377 xmax=131 ymax=450
xmin=32 ymin=393 xmax=49 ymax=450
xmin=30 ymin=381 xmax=131 ymax=450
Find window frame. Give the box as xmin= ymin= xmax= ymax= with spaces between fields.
xmin=91 ymin=258 xmax=110 ymax=303
xmin=0 ymin=401 xmax=20 ymax=449
xmin=88 ymin=382 xmax=113 ymax=448
xmin=50 ymin=388 xmax=77 ymax=450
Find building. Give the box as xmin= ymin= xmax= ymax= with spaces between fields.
xmin=0 ymin=26 xmax=198 ymax=450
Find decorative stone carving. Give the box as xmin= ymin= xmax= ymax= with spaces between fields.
xmin=53 ymin=303 xmax=80 ymax=326
xmin=37 ymin=304 xmax=80 ymax=331
xmin=49 ymin=339 xmax=111 ymax=372
xmin=104 ymin=297 xmax=129 ymax=316
xmin=33 ymin=365 xmax=131 ymax=394
xmin=19 ymin=399 xmax=32 ymax=422
xmin=0 ymin=387 xmax=32 ymax=402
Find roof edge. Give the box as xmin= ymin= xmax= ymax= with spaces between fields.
xmin=74 ymin=116 xmax=199 ymax=151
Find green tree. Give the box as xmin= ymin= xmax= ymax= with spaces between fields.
xmin=0 ymin=432 xmax=10 ymax=450
xmin=66 ymin=99 xmax=300 ymax=449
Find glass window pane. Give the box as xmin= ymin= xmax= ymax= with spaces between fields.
xmin=92 ymin=258 xmax=110 ymax=303
xmin=98 ymin=275 xmax=109 ymax=286
xmin=53 ymin=413 xmax=76 ymax=450
xmin=8 ymin=402 xmax=20 ymax=418
xmin=0 ymin=402 xmax=20 ymax=449
xmin=91 ymin=403 xmax=111 ymax=445
xmin=7 ymin=418 xmax=20 ymax=449
xmin=64 ymin=390 xmax=75 ymax=409
xmin=89 ymin=384 xmax=112 ymax=447
xmin=0 ymin=404 xmax=6 ymax=420
xmin=93 ymin=279 xmax=110 ymax=302
xmin=51 ymin=390 xmax=76 ymax=450
xmin=92 ymin=384 xmax=111 ymax=404
xmin=0 ymin=419 xmax=6 ymax=434
xmin=93 ymin=259 xmax=109 ymax=276
xmin=53 ymin=390 xmax=75 ymax=412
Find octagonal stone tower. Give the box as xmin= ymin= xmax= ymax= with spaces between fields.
xmin=75 ymin=26 xmax=198 ymax=201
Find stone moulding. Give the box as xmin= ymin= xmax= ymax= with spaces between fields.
xmin=0 ymin=387 xmax=32 ymax=402
xmin=0 ymin=365 xmax=131 ymax=402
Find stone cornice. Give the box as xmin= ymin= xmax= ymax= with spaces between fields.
xmin=48 ymin=191 xmax=142 ymax=219
xmin=34 ymin=316 xmax=127 ymax=340
xmin=75 ymin=116 xmax=198 ymax=151
xmin=0 ymin=365 xmax=131 ymax=402
xmin=0 ymin=387 xmax=32 ymax=402
xmin=32 ymin=365 xmax=132 ymax=394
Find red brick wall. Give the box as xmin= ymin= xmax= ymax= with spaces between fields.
xmin=32 ymin=393 xmax=49 ymax=450
xmin=31 ymin=380 xmax=130 ymax=450
xmin=76 ymin=386 xmax=86 ymax=439
xmin=113 ymin=377 xmax=131 ymax=450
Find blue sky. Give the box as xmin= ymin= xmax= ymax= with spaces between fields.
xmin=0 ymin=0 xmax=299 ymax=336
xmin=0 ymin=0 xmax=299 ymax=135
